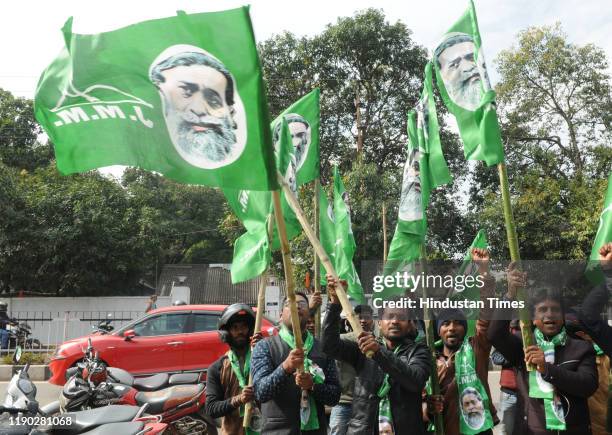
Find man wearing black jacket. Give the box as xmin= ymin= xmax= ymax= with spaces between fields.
xmin=579 ymin=242 xmax=612 ymax=358
xmin=322 ymin=275 xmax=431 ymax=434
xmin=488 ymin=267 xmax=599 ymax=435
xmin=205 ymin=304 xmax=263 ymax=435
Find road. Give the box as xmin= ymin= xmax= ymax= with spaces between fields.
xmin=0 ymin=381 xmax=62 ymax=406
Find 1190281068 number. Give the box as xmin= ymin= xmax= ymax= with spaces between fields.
xmin=9 ymin=415 xmax=74 ymax=427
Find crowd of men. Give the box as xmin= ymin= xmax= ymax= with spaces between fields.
xmin=205 ymin=243 xmax=612 ymax=435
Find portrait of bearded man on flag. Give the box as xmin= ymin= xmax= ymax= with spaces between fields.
xmin=149 ymin=44 xmax=247 ymax=169
xmin=273 ymin=113 xmax=311 ymax=171
xmin=398 ymin=148 xmax=422 ymax=222
xmin=434 ymin=32 xmax=492 ymax=111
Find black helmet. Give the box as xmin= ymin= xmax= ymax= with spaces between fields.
xmin=172 ymin=300 xmax=187 ymax=306
xmin=218 ymin=304 xmax=256 ymax=343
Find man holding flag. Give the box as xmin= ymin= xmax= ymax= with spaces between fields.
xmin=488 ymin=278 xmax=599 ymax=434
xmin=322 ymin=275 xmax=431 ymax=435
xmin=251 ymin=291 xmax=340 ymax=435
xmin=425 ymin=247 xmax=498 ymax=435
xmin=205 ymin=304 xmax=264 ymax=434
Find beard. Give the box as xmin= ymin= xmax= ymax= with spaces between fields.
xmin=227 ymin=335 xmax=249 ymax=350
xmin=166 ymin=106 xmax=237 ymax=162
xmin=448 ymin=73 xmax=482 ymax=111
xmin=465 ymin=411 xmax=484 ymax=429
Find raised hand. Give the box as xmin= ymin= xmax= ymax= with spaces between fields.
xmin=506 ymin=261 xmax=527 ymax=300
xmin=471 ymin=247 xmax=490 ymax=274
xmin=282 ymin=348 xmax=305 ymax=374
xmin=599 ymin=242 xmax=612 ymax=270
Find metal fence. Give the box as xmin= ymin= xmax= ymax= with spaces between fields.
xmin=5 ymin=310 xmax=145 ymax=357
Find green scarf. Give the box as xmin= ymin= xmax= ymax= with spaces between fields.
xmin=376 ymin=344 xmax=400 ymax=434
xmin=227 ymin=349 xmax=261 ymax=435
xmin=454 ymin=339 xmax=494 ymax=434
xmin=528 ymin=327 xmax=567 ymax=431
xmin=279 ymin=326 xmax=325 ymax=431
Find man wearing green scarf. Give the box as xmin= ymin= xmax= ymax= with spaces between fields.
xmin=425 ymin=248 xmax=498 ymax=435
xmin=205 ymin=303 xmax=264 ymax=435
xmin=322 ymin=275 xmax=431 ymax=434
xmin=251 ymin=291 xmax=340 ymax=435
xmin=488 ymin=272 xmax=599 ymax=434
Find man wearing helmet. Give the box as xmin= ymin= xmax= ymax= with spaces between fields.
xmin=205 ymin=303 xmax=263 ymax=434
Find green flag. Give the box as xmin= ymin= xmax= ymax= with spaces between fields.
xmin=271 ymin=89 xmax=320 ymax=185
xmin=381 ymin=111 xmax=429 ymax=299
xmin=421 ymin=62 xmax=452 ymax=188
xmin=225 ymin=119 xmax=299 ymax=283
xmin=318 ymin=184 xmax=336 ymax=286
xmin=452 ymin=229 xmax=488 ymax=337
xmin=35 ymin=8 xmax=277 ymax=190
xmin=330 ymin=166 xmax=365 ymax=304
xmin=586 ymin=172 xmax=612 ymax=285
xmin=432 ymin=0 xmax=504 ymax=166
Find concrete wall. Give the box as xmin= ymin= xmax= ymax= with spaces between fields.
xmin=3 ymin=296 xmax=171 ymax=346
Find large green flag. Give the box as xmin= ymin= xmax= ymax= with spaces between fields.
xmin=586 ymin=172 xmax=612 ymax=285
xmin=329 ymin=166 xmax=365 ymax=304
xmin=225 ymin=119 xmax=297 ymax=283
xmin=271 ymin=89 xmax=320 ymax=185
xmin=432 ymin=0 xmax=504 ymax=166
xmin=35 ymin=8 xmax=277 ymax=191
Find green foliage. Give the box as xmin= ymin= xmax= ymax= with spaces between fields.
xmin=0 ymin=89 xmax=52 ymax=171
xmin=1 ymin=352 xmax=47 ymax=365
xmin=469 ymin=24 xmax=612 ymax=260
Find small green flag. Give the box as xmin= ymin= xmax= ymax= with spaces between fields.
xmin=326 ymin=166 xmax=365 ymax=304
xmin=318 ymin=184 xmax=336 ymax=286
xmin=271 ymin=89 xmax=320 ymax=185
xmin=432 ymin=0 xmax=504 ymax=166
xmin=586 ymin=172 xmax=612 ymax=284
xmin=35 ymin=7 xmax=277 ymax=190
xmin=452 ymin=229 xmax=488 ymax=337
xmin=224 ymin=119 xmax=299 ymax=283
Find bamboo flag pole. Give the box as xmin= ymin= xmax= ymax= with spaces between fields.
xmin=419 ymin=245 xmax=444 ymax=435
xmin=382 ymin=201 xmax=388 ymax=262
xmin=271 ymin=190 xmax=304 ymax=351
xmin=313 ymin=177 xmax=322 ymax=338
xmin=243 ymin=215 xmax=274 ymax=428
xmin=498 ymin=163 xmax=535 ymax=370
xmin=276 ymin=172 xmax=365 ymax=340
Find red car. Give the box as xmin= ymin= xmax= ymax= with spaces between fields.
xmin=49 ymin=304 xmax=276 ymax=386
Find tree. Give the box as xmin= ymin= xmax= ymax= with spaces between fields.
xmin=470 ymin=24 xmax=612 ymax=260
xmin=0 ymin=88 xmax=52 ymax=171
xmin=259 ymin=9 xmax=429 ymax=175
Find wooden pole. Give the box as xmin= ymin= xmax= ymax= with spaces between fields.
xmin=313 ymin=178 xmax=322 ymax=338
xmin=243 ymin=216 xmax=274 ymax=428
xmin=272 ymin=190 xmax=304 ymax=351
xmin=277 ymin=172 xmax=365 ymax=340
xmin=419 ymin=245 xmax=444 ymax=435
xmin=498 ymin=163 xmax=535 ymax=370
xmin=382 ymin=201 xmax=388 ymax=262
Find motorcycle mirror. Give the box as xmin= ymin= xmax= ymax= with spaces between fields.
xmin=13 ymin=346 xmax=22 ymax=364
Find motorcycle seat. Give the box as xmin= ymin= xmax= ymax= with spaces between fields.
xmin=168 ymin=373 xmax=200 ymax=385
xmin=79 ymin=421 xmax=144 ymax=435
xmin=133 ymin=373 xmax=169 ymax=391
xmin=135 ymin=384 xmax=204 ymax=414
xmin=52 ymin=405 xmax=140 ymax=434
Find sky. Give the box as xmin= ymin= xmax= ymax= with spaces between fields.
xmin=1 ymin=0 xmax=611 ymax=100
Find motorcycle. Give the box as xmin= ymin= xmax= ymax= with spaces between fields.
xmin=58 ymin=339 xmax=216 ymax=435
xmin=7 ymin=320 xmax=42 ymax=350
xmin=0 ymin=346 xmax=167 ymax=435
xmin=91 ymin=315 xmax=114 ymax=335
